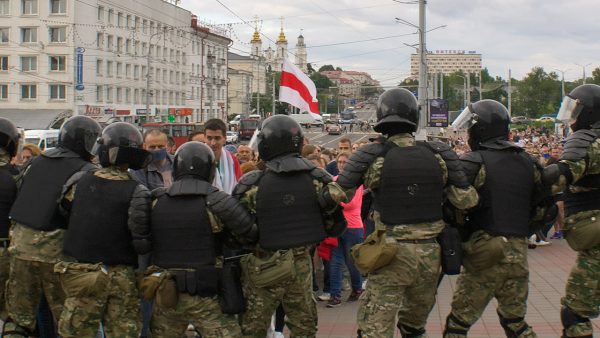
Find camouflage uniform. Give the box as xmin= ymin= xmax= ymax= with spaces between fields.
xmin=237 ymin=177 xmax=347 ymax=338
xmin=150 ymin=206 xmax=243 ymax=338
xmin=0 ymin=150 xmax=14 ymax=320
xmin=334 ymin=134 xmax=479 ymax=338
xmin=551 ymin=130 xmax=600 ymax=337
xmin=57 ymin=167 xmax=149 ymax=338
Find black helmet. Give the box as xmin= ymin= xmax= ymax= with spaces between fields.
xmin=557 ymin=84 xmax=600 ymax=131
xmin=374 ymin=88 xmax=419 ymax=134
xmin=93 ymin=122 xmax=151 ymax=170
xmin=59 ymin=116 xmax=102 ymax=160
xmin=452 ymin=99 xmax=510 ymax=150
xmin=257 ymin=115 xmax=303 ymax=161
xmin=0 ymin=118 xmax=20 ymax=157
xmin=173 ymin=141 xmax=216 ymax=182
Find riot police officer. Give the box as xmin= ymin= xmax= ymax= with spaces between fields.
xmin=148 ymin=141 xmax=257 ymax=337
xmin=4 ymin=116 xmax=101 ymax=337
xmin=444 ymin=100 xmax=547 ymax=338
xmin=323 ymin=88 xmax=479 ymax=338
xmin=56 ymin=122 xmax=152 ymax=338
xmin=234 ymin=115 xmax=346 ymax=338
xmin=544 ymin=84 xmax=600 ymax=338
xmin=0 ymin=118 xmax=19 ymax=321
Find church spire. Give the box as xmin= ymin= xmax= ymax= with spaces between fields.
xmin=277 ymin=16 xmax=287 ymax=43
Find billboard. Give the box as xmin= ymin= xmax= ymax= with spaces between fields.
xmin=428 ymin=99 xmax=449 ymax=127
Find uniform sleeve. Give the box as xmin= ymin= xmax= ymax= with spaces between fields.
xmin=128 ymin=184 xmax=152 ymax=255
xmin=437 ymin=154 xmax=479 ymax=210
xmin=59 ymin=169 xmax=94 ymax=220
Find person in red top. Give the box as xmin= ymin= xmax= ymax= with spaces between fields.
xmin=327 ymin=152 xmax=365 ymax=307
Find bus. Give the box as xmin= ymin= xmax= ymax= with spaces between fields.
xmin=340 ymin=110 xmax=356 ymax=124
xmin=239 ymin=118 xmax=261 ymax=140
xmin=141 ymin=122 xmax=203 ymax=148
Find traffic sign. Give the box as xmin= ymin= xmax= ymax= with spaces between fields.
xmin=168 ymin=114 xmax=175 ymax=122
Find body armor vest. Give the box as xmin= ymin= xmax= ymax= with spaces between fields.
xmin=64 ymin=173 xmax=139 ymax=266
xmin=0 ymin=166 xmax=16 ymax=238
xmin=563 ymin=187 xmax=600 ymax=217
xmin=10 ymin=155 xmax=87 ymax=231
xmin=151 ymin=194 xmax=216 ymax=269
xmin=467 ymin=150 xmax=534 ymax=236
xmin=256 ymin=170 xmax=325 ymax=250
xmin=374 ymin=144 xmax=444 ymax=225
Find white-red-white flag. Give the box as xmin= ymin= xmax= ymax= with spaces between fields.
xmin=279 ymin=58 xmax=320 ymax=118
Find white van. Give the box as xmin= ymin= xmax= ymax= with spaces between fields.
xmin=24 ymin=129 xmax=60 ymax=151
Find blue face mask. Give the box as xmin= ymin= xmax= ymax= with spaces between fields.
xmin=150 ymin=148 xmax=168 ymax=162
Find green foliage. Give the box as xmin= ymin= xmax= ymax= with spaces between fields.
xmin=310 ymin=72 xmax=334 ymax=89
xmin=306 ymin=63 xmax=316 ymax=74
xmin=512 ymin=67 xmax=561 ymax=118
xmin=318 ymin=64 xmax=335 ymax=72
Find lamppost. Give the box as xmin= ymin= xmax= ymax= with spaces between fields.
xmin=554 ymin=68 xmax=569 ymax=98
xmin=575 ymin=62 xmax=592 ymax=84
xmin=145 ymin=28 xmax=167 ymax=124
xmin=455 ymin=74 xmax=467 ymax=109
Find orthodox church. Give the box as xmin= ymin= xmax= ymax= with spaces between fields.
xmin=250 ymin=21 xmax=308 ymax=73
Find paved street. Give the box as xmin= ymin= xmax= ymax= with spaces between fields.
xmin=311 ymin=238 xmax=600 ymax=338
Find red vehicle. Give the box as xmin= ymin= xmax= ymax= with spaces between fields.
xmin=141 ymin=122 xmax=203 ymax=148
xmin=238 ymin=118 xmax=260 ymax=140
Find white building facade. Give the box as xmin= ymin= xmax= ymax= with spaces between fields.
xmin=0 ymin=0 xmax=230 ymax=128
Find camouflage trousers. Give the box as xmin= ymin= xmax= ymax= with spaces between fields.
xmin=561 ymin=245 xmax=600 ymax=338
xmin=151 ymin=293 xmax=241 ymax=338
xmin=58 ymin=264 xmax=141 ymax=338
xmin=445 ymin=238 xmax=536 ymax=338
xmin=5 ymin=257 xmax=64 ymax=333
xmin=0 ymin=247 xmax=9 ymax=320
xmin=241 ymin=249 xmax=318 ymax=338
xmin=357 ymin=241 xmax=440 ymax=338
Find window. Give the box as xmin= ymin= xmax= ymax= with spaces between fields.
xmin=96 ymin=32 xmax=103 ymax=48
xmin=21 ymin=0 xmax=36 ymax=15
xmin=163 ymin=47 xmax=167 ymax=61
xmin=50 ymin=0 xmax=66 ymax=14
xmin=21 ymin=27 xmax=37 ymax=43
xmin=0 ymin=28 xmax=8 ymax=43
xmin=125 ymin=88 xmax=131 ymax=103
xmin=134 ymin=16 xmax=139 ymax=31
xmin=116 ymin=37 xmax=122 ymax=52
xmin=107 ymin=9 xmax=113 ymax=25
xmin=0 ymin=56 xmax=7 ymax=71
xmin=49 ymin=84 xmax=65 ymax=100
xmin=134 ymin=41 xmax=139 ymax=55
xmin=106 ymin=60 xmax=113 ymax=77
xmin=49 ymin=27 xmax=66 ymax=43
xmin=96 ymin=59 xmax=102 ymax=75
xmin=49 ymin=55 xmax=65 ymax=71
xmin=116 ymin=62 xmax=122 ymax=77
xmin=117 ymin=12 xmax=123 ymax=27
xmin=106 ymin=35 xmax=113 ymax=51
xmin=142 ymin=19 xmax=147 ymax=34
xmin=134 ymin=89 xmax=139 ymax=104
xmin=97 ymin=5 xmax=103 ymax=21
xmin=20 ymin=56 xmax=36 ymax=71
xmin=21 ymin=84 xmax=36 ymax=99
xmin=0 ymin=84 xmax=7 ymax=99
xmin=116 ymin=87 xmax=122 ymax=103
xmin=176 ymin=51 xmax=180 ymax=64
xmin=126 ymin=14 xmax=131 ymax=28
xmin=96 ymin=85 xmax=103 ymax=102
xmin=133 ymin=65 xmax=139 ymax=80
xmin=125 ymin=38 xmax=131 ymax=53
xmin=0 ymin=0 xmax=8 ymax=16
xmin=141 ymin=42 xmax=147 ymax=55
xmin=154 ymin=89 xmax=160 ymax=104
xmin=155 ymin=68 xmax=160 ymax=82
xmin=182 ymin=52 xmax=186 ymax=65
xmin=141 ymin=65 xmax=146 ymax=79
xmin=105 ymin=85 xmax=112 ymax=102
xmin=149 ymin=21 xmax=154 ymax=34
xmin=125 ymin=63 xmax=131 ymax=78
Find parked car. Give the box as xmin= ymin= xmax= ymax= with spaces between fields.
xmin=226 ymin=131 xmax=238 ymax=144
xmin=510 ymin=116 xmax=530 ymax=124
xmin=537 ymin=115 xmax=556 ymax=122
xmin=327 ymin=125 xmax=342 ymax=135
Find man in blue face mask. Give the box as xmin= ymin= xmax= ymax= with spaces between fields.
xmin=131 ymin=129 xmax=173 ymax=191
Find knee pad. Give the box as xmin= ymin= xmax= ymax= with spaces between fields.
xmin=398 ymin=323 xmax=426 ymax=338
xmin=498 ymin=312 xmax=530 ymax=338
xmin=443 ymin=313 xmax=470 ymax=336
xmin=560 ymin=306 xmax=592 ymax=338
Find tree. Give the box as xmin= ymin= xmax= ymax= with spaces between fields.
xmin=591 ymin=67 xmax=600 ymax=85
xmin=318 ymin=64 xmax=335 ymax=72
xmin=307 ymin=63 xmax=316 ymax=75
xmin=335 ymin=67 xmax=343 ymax=71
xmin=512 ymin=67 xmax=561 ymax=117
xmin=310 ymin=72 xmax=334 ymax=89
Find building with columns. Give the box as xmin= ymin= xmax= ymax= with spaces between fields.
xmin=249 ymin=21 xmax=307 ymax=73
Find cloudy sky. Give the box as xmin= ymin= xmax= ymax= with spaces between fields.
xmin=181 ymin=0 xmax=599 ymax=87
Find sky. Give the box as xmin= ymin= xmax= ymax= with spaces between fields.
xmin=180 ymin=0 xmax=600 ymax=87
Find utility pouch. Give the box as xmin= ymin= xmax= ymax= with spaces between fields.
xmin=350 ymin=229 xmax=398 ymax=274
xmin=565 ymin=212 xmax=600 ymax=251
xmin=171 ymin=267 xmax=219 ymax=297
xmin=437 ymin=225 xmax=463 ymax=275
xmin=241 ymin=250 xmax=295 ymax=288
xmin=54 ymin=262 xmax=109 ymax=298
xmin=219 ymin=260 xmax=245 ymax=314
xmin=462 ymin=231 xmax=506 ymax=272
xmin=155 ymin=274 xmax=178 ymax=309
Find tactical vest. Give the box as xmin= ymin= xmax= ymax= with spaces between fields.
xmin=563 ymin=187 xmax=600 ymax=217
xmin=374 ymin=144 xmax=444 ymax=225
xmin=151 ymin=194 xmax=216 ymax=269
xmin=0 ymin=166 xmax=16 ymax=239
xmin=10 ymin=156 xmax=87 ymax=231
xmin=467 ymin=150 xmax=534 ymax=237
xmin=256 ymin=170 xmax=325 ymax=250
xmin=63 ymin=173 xmax=139 ymax=266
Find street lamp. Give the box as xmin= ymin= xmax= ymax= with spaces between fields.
xmin=145 ymin=28 xmax=167 ymax=124
xmin=455 ymin=75 xmax=467 ymax=109
xmin=575 ymin=62 xmax=592 ymax=84
xmin=554 ymin=68 xmax=570 ymax=98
